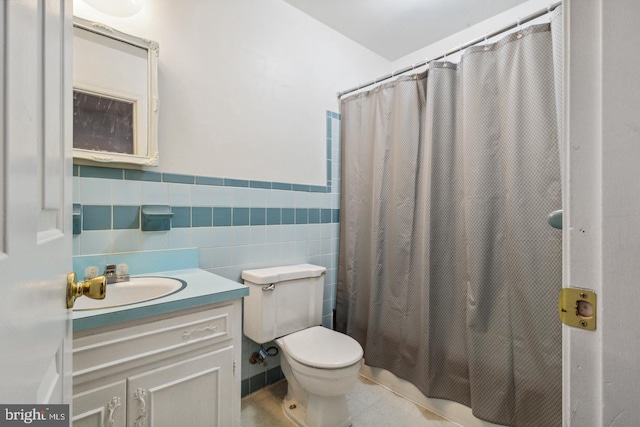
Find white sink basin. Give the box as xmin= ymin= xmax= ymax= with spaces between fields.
xmin=73 ymin=277 xmax=186 ymax=311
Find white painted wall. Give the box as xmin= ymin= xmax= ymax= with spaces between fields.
xmin=73 ymin=0 xmax=390 ymax=184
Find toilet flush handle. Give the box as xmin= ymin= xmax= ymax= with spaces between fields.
xmin=262 ymin=283 xmax=275 ymax=291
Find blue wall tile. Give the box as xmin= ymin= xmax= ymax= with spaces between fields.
xmin=125 ymin=170 xmax=162 ymax=182
xmin=82 ymin=166 xmax=123 ymax=180
xmin=267 ymin=208 xmax=281 ymax=225
xmin=171 ymin=206 xmax=191 ymax=228
xmin=250 ymin=208 xmax=266 ymax=225
xmin=113 ymin=205 xmax=140 ymax=229
xmin=241 ymin=379 xmax=250 ymax=398
xmin=333 ymin=209 xmax=340 ymax=223
xmin=272 ymin=182 xmax=292 ymax=191
xmin=163 ymin=173 xmax=195 ymax=184
xmin=295 ymin=208 xmax=308 ymax=224
xmin=266 ymin=366 xmax=283 ymax=385
xmin=192 ymin=207 xmax=213 ymax=227
xmin=196 ymin=176 xmax=225 ymax=186
xmin=225 ymin=178 xmax=249 ymax=188
xmin=281 ymin=208 xmax=295 ymax=225
xmin=321 ymin=208 xmax=332 ymax=224
xmin=309 ymin=185 xmax=326 ymax=193
xmin=83 ymin=205 xmax=111 ymax=230
xmin=233 ymin=207 xmax=250 ymax=226
xmin=249 ymin=373 xmax=266 ymax=392
xmin=213 ymin=207 xmax=232 ymax=226
xmin=249 ymin=181 xmax=271 ymax=189
xmin=292 ymin=184 xmax=309 ymax=192
xmin=308 ymin=208 xmax=320 ymax=224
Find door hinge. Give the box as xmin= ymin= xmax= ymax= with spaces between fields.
xmin=233 ymin=360 xmax=237 ymax=376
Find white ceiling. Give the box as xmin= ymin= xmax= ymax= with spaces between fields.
xmin=282 ymin=0 xmax=528 ymax=62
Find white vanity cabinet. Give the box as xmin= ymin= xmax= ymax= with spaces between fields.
xmin=72 ymin=300 xmax=242 ymax=427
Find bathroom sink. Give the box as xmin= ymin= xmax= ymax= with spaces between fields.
xmin=73 ymin=277 xmax=187 ymax=310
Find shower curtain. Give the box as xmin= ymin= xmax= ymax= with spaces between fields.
xmin=336 ymin=11 xmax=563 ymax=427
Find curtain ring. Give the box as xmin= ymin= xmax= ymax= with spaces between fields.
xmin=516 ymin=17 xmax=523 ymax=39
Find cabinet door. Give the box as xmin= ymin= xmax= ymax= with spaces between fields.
xmin=73 ymin=380 xmax=126 ymax=427
xmin=127 ymin=347 xmax=233 ymax=427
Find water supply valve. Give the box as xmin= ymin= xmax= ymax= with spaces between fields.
xmin=249 ymin=345 xmax=279 ymax=366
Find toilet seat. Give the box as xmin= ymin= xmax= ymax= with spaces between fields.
xmin=279 ymin=326 xmax=363 ymax=369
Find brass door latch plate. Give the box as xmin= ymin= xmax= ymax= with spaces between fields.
xmin=558 ymin=287 xmax=596 ymax=330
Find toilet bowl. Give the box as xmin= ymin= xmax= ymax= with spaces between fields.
xmin=242 ymin=264 xmax=364 ymax=427
xmin=276 ymin=326 xmax=363 ymax=427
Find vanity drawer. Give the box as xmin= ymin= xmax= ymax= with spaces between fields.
xmin=73 ymin=304 xmax=233 ymax=377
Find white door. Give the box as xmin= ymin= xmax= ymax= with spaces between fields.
xmin=0 ymin=0 xmax=73 ymax=405
xmin=563 ymin=0 xmax=640 ymax=425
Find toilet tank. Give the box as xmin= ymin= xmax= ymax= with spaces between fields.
xmin=242 ymin=264 xmax=326 ymax=344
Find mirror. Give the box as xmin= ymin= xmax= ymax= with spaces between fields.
xmin=73 ymin=17 xmax=159 ymax=166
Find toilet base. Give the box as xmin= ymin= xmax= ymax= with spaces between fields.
xmin=282 ymin=394 xmax=352 ymax=427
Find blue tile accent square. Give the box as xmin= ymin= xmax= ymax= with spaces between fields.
xmin=192 ymin=207 xmax=212 ymax=227
xmin=83 ymin=205 xmax=111 ymax=230
xmin=272 ymin=182 xmax=292 ymax=191
xmin=162 ymin=173 xmax=195 ymax=184
xmin=171 ymin=206 xmax=191 ymax=228
xmin=281 ymin=208 xmax=295 ymax=225
xmin=296 ymin=208 xmax=308 ymax=224
xmin=308 ymin=208 xmax=320 ymax=224
xmin=82 ymin=166 xmax=123 ymax=180
xmin=250 ymin=208 xmax=266 ymax=225
xmin=326 ymin=117 xmax=332 ymax=137
xmin=213 ymin=207 xmax=232 ymax=226
xmin=196 ymin=176 xmax=225 ymax=186
xmin=233 ymin=208 xmax=250 ymax=226
xmin=333 ymin=209 xmax=340 ymax=223
xmin=125 ymin=170 xmax=162 ymax=182
xmin=327 ymin=160 xmax=332 ymax=182
xmin=225 ymin=178 xmax=249 ymax=188
xmin=113 ymin=205 xmax=140 ymax=229
xmin=326 ymin=139 xmax=332 ymax=160
xmin=321 ymin=209 xmax=332 ymax=224
xmin=250 ymin=181 xmax=271 ymax=189
xmin=267 ymin=208 xmax=281 ymax=225
xmin=73 ymin=165 xmax=79 ymax=177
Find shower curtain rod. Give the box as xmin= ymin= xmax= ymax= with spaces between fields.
xmin=337 ymin=1 xmax=561 ymax=99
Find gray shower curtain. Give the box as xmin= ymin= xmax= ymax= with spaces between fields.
xmin=336 ymin=13 xmax=563 ymax=427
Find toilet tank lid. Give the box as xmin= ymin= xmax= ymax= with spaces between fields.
xmin=242 ymin=264 xmax=326 ymax=284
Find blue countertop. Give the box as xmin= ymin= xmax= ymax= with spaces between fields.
xmin=73 ymin=268 xmax=249 ymax=332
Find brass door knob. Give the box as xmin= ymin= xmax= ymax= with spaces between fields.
xmin=67 ymin=272 xmax=106 ymax=308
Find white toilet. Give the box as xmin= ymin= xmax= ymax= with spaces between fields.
xmin=242 ymin=264 xmax=363 ymax=427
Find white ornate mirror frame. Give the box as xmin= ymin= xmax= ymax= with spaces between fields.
xmin=73 ymin=17 xmax=159 ymax=166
